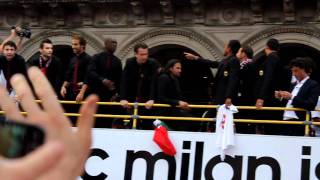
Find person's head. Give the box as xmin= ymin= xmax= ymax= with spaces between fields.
xmin=165 ymin=59 xmax=182 ymax=77
xmin=39 ymin=39 xmax=53 ymax=59
xmin=104 ymin=38 xmax=117 ymax=54
xmin=236 ymin=46 xmax=254 ymax=61
xmin=134 ymin=42 xmax=149 ymax=64
xmin=224 ymin=40 xmax=241 ymax=57
xmin=72 ymin=35 xmax=86 ymax=55
xmin=289 ymin=57 xmax=314 ymax=81
xmin=2 ymin=41 xmax=17 ymax=61
xmin=265 ymin=38 xmax=279 ymax=55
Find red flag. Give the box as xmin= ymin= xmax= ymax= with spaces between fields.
xmin=153 ymin=121 xmax=176 ymax=156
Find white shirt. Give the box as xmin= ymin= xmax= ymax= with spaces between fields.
xmin=283 ymin=76 xmax=309 ymax=120
xmin=0 ymin=70 xmax=17 ymax=100
xmin=215 ymin=104 xmax=238 ymax=161
xmin=311 ymin=96 xmax=320 ymax=118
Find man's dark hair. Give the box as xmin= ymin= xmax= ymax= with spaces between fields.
xmin=164 ymin=59 xmax=181 ymax=74
xmin=3 ymin=41 xmax=17 ymax=50
xmin=228 ymin=40 xmax=241 ymax=55
xmin=266 ymin=38 xmax=280 ymax=51
xmin=242 ymin=45 xmax=254 ymax=59
xmin=40 ymin=39 xmax=53 ymax=49
xmin=290 ymin=57 xmax=315 ymax=74
xmin=134 ymin=42 xmax=148 ymax=53
xmin=72 ymin=35 xmax=86 ymax=47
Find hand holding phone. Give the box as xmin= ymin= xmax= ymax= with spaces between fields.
xmin=0 ymin=67 xmax=98 ymax=179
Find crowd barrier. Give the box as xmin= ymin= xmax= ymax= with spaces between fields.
xmin=1 ymin=100 xmax=320 ymax=136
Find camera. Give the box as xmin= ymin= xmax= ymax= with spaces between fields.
xmin=11 ymin=26 xmax=32 ymax=39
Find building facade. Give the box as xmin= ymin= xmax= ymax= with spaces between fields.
xmin=1 ymin=0 xmax=320 ymax=101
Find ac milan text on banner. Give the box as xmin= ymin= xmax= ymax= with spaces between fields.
xmin=78 ymin=129 xmax=320 ymax=180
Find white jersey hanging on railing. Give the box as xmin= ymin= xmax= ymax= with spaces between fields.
xmin=215 ymin=104 xmax=238 ymax=161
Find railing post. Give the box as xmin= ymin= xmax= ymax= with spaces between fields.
xmin=132 ymin=102 xmax=139 ymax=129
xmin=305 ymin=111 xmax=310 ymax=136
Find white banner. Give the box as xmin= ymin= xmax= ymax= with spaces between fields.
xmin=79 ymin=129 xmax=320 ymax=180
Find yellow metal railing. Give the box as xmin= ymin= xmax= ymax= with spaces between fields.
xmin=1 ymin=100 xmax=320 ymax=136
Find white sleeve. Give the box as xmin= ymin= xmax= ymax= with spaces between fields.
xmin=0 ymin=70 xmax=7 ymax=87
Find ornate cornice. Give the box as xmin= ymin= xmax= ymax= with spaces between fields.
xmin=0 ymin=1 xmax=319 ymax=27
xmin=0 ymin=0 xmax=124 ymax=3
xmin=244 ymin=26 xmax=320 ymax=46
xmin=118 ymin=27 xmax=221 ymax=60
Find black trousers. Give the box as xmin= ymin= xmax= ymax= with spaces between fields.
xmin=62 ymin=90 xmax=82 ymax=126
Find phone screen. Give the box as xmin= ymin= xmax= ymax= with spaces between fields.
xmin=0 ymin=119 xmax=45 ymax=158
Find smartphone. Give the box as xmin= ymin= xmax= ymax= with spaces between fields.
xmin=0 ymin=119 xmax=45 ymax=158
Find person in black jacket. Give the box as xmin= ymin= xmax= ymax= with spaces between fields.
xmin=120 ymin=43 xmax=158 ymax=129
xmin=157 ymin=59 xmax=195 ymax=130
xmin=27 ymin=39 xmax=62 ymax=95
xmin=255 ymin=38 xmax=283 ymax=109
xmin=60 ymin=35 xmax=92 ymax=102
xmin=158 ymin=59 xmax=187 ymax=107
xmin=87 ymin=38 xmax=122 ymax=102
xmin=275 ymin=57 xmax=320 ymax=136
xmin=235 ymin=45 xmax=256 ymax=133
xmin=87 ymin=38 xmax=123 ymax=128
xmin=184 ymin=40 xmax=240 ymax=132
xmin=120 ymin=43 xmax=158 ymax=109
xmin=0 ymin=41 xmax=28 ymax=97
xmin=236 ymin=46 xmax=256 ymax=105
xmin=254 ymin=38 xmax=283 ymax=134
xmin=184 ymin=40 xmax=241 ymax=106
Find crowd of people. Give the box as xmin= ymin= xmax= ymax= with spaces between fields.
xmin=0 ymin=29 xmax=320 ymax=136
